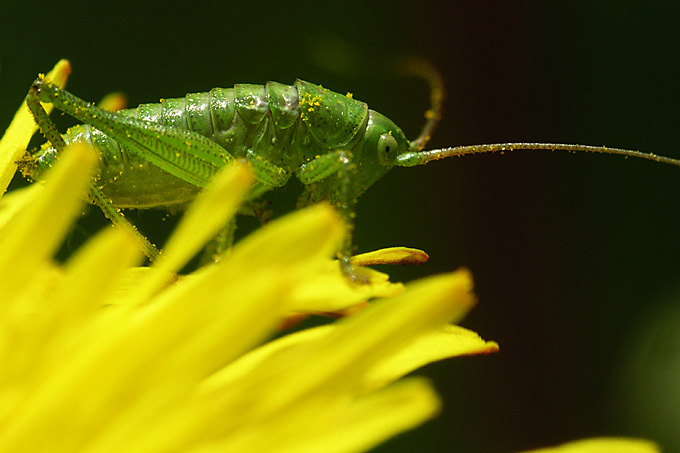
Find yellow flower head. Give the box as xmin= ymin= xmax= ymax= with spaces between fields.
xmin=0 ymin=60 xmax=657 ymax=453
xmin=0 ymin=61 xmax=498 ymax=453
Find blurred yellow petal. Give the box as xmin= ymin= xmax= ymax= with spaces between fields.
xmin=59 ymin=226 xmax=141 ymax=318
xmin=200 ymin=269 xmax=476 ymax=423
xmin=200 ymin=377 xmax=440 ymax=453
xmin=302 ymin=378 xmax=440 ymax=453
xmin=521 ymin=437 xmax=660 ymax=453
xmin=0 ymin=184 xmax=42 ymax=230
xmin=0 ymin=143 xmax=95 ymax=302
xmin=157 ymin=160 xmax=253 ymax=272
xmin=228 ymin=201 xmax=344 ymax=271
xmin=0 ymin=59 xmax=70 ymax=195
xmin=97 ymin=92 xmax=127 ymax=112
xmin=126 ymin=161 xmax=255 ymax=305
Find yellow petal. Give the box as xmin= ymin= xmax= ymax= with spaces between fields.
xmin=200 ymin=377 xmax=440 ymax=453
xmin=287 ymin=260 xmax=404 ymax=312
xmin=520 ymin=437 xmax=660 ymax=453
xmin=361 ymin=324 xmax=499 ymax=392
xmin=97 ymin=92 xmax=127 ymax=112
xmin=0 ymin=184 xmax=43 ymax=230
xmin=105 ymin=267 xmax=178 ymax=306
xmin=226 ymin=202 xmax=345 ymax=275
xmin=158 ymin=161 xmax=253 ymax=271
xmin=201 ymin=268 xmax=476 ymax=423
xmin=125 ymin=161 xmax=255 ymax=305
xmin=0 ymin=143 xmax=96 ymax=303
xmin=295 ymin=378 xmax=440 ymax=453
xmin=207 ymin=322 xmax=498 ymax=397
xmin=351 ymin=246 xmax=430 ymax=266
xmin=0 ymin=256 xmax=288 ymax=452
xmin=0 ymin=59 xmax=71 ymax=196
xmin=59 ymin=226 xmax=141 ymax=318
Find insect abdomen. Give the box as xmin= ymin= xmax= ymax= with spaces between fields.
xmin=120 ymin=83 xmax=301 ymax=166
xmin=122 ymin=81 xmax=369 ymax=169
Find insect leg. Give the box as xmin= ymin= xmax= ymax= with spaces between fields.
xmin=88 ymin=185 xmax=160 ymax=260
xmin=245 ymin=149 xmax=291 ymax=193
xmin=297 ymin=150 xmax=352 ymax=185
xmin=197 ymin=152 xmax=289 ymax=262
xmin=26 ymin=82 xmax=160 ymax=260
xmin=29 ymin=78 xmax=233 ymax=188
xmin=297 ymin=150 xmax=361 ymax=280
xmin=200 ymin=217 xmax=237 ymax=264
xmin=26 ymin=84 xmax=67 ymax=151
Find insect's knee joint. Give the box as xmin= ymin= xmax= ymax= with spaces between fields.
xmin=29 ymin=78 xmax=44 ymax=94
xmin=29 ymin=78 xmax=54 ymax=102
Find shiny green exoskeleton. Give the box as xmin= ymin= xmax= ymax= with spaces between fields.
xmin=27 ymin=81 xmax=408 ymax=207
xmin=22 ymin=64 xmax=680 ymax=279
xmin=23 ymin=76 xmax=413 ymax=277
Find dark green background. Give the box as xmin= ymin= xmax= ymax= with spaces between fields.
xmin=3 ymin=1 xmax=680 ymax=451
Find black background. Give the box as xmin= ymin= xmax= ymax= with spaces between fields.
xmin=2 ymin=1 xmax=680 ymax=451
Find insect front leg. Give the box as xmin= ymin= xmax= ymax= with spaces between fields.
xmin=297 ymin=150 xmax=362 ymax=281
xmin=245 ymin=149 xmax=292 ymax=194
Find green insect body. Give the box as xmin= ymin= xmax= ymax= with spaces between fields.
xmin=27 ymin=81 xmax=405 ymax=208
xmin=23 ymin=77 xmax=412 ymax=276
xmin=22 ymin=66 xmax=680 ymax=279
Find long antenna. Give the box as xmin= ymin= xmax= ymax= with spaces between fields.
xmin=395 ymin=142 xmax=680 ymax=168
xmin=397 ymin=60 xmax=680 ymax=169
xmin=396 ymin=57 xmax=445 ymax=152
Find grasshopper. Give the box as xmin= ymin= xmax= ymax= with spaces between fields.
xmin=21 ymin=64 xmax=680 ymax=279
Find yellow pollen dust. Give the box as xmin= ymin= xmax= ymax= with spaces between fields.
xmin=300 ymin=93 xmax=323 ymax=122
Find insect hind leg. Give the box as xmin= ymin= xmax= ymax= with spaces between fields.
xmin=26 ymin=76 xmax=161 ymax=261
xmin=26 ymin=77 xmax=68 ymax=151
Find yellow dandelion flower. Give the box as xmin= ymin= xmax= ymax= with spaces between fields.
xmin=0 ymin=61 xmax=498 ymax=452
xmin=0 ymin=147 xmax=485 ymax=451
xmin=0 ymin=60 xmax=658 ymax=453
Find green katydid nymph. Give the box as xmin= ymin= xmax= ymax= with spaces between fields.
xmin=20 ymin=63 xmax=680 ymax=280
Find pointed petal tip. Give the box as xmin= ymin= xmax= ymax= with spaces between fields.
xmin=47 ymin=59 xmax=72 ymax=87
xmin=351 ymin=247 xmax=430 ymax=266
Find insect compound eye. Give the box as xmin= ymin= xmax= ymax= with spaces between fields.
xmin=377 ymin=133 xmax=399 ymax=165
